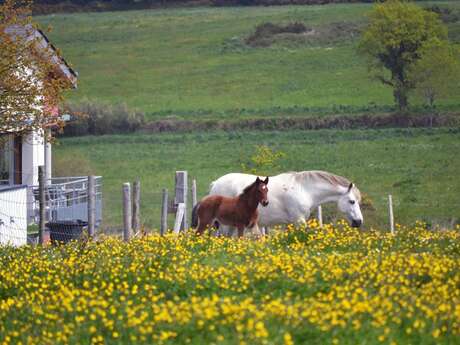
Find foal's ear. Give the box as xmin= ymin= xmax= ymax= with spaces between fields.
xmin=264 ymin=177 xmax=269 ymax=184
xmin=347 ymin=183 xmax=353 ymax=193
xmin=256 ymin=177 xmax=261 ymax=183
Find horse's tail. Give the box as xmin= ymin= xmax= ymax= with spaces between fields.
xmin=191 ymin=202 xmax=200 ymax=228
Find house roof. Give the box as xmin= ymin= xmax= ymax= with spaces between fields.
xmin=5 ymin=24 xmax=78 ymax=88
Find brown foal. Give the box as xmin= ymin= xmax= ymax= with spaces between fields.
xmin=195 ymin=177 xmax=269 ymax=237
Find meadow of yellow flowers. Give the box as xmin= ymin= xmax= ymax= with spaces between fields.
xmin=0 ymin=221 xmax=459 ymax=345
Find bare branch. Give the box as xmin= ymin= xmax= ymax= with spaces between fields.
xmin=375 ymin=75 xmax=394 ymax=87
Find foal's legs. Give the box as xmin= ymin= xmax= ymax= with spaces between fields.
xmin=196 ymin=219 xmax=208 ymax=235
xmin=196 ymin=214 xmax=213 ymax=235
xmin=218 ymin=224 xmax=234 ymax=237
xmin=237 ymin=225 xmax=245 ymax=238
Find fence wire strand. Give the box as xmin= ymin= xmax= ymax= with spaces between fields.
xmin=0 ymin=176 xmax=102 ymax=246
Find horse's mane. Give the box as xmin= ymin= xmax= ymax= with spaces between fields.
xmin=241 ymin=180 xmax=257 ymax=195
xmin=296 ymin=170 xmax=362 ymax=201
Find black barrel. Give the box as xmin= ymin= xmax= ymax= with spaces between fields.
xmin=46 ymin=220 xmax=88 ymax=244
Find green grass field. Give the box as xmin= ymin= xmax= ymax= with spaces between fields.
xmin=54 ymin=127 xmax=460 ymax=230
xmin=38 ymin=2 xmax=460 ymax=231
xmin=38 ymin=1 xmax=460 ymax=119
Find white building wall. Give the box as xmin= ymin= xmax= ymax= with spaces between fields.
xmin=22 ymin=130 xmax=45 ymax=186
xmin=21 ymin=131 xmax=45 ymax=223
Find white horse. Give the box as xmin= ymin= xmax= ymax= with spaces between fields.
xmin=191 ymin=170 xmax=363 ymax=233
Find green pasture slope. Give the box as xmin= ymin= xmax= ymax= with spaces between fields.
xmin=43 ymin=1 xmax=460 ymax=231
xmin=54 ymin=127 xmax=460 ymax=230
xmin=38 ymin=1 xmax=460 ymax=119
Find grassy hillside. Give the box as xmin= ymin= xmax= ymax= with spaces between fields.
xmin=42 ymin=2 xmax=460 ymax=231
xmin=38 ymin=1 xmax=460 ymax=118
xmin=54 ymin=127 xmax=460 ymax=230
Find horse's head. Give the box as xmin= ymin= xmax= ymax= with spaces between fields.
xmin=337 ymin=183 xmax=363 ymax=228
xmin=255 ymin=177 xmax=269 ymax=207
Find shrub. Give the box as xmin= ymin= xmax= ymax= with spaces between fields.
xmin=427 ymin=5 xmax=460 ymax=24
xmin=241 ymin=144 xmax=286 ymax=176
xmin=213 ymin=1 xmax=373 ymax=7
xmin=244 ymin=21 xmax=361 ymax=48
xmin=246 ymin=21 xmax=309 ymax=47
xmin=61 ymin=100 xmax=145 ymax=136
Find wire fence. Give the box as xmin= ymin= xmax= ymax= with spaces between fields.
xmin=0 ymin=176 xmax=102 ymax=246
xmin=113 ymin=178 xmax=460 ymax=238
xmin=32 ymin=176 xmax=102 ymax=225
xmin=0 ymin=185 xmax=28 ymax=246
xmin=187 ymin=187 xmax=459 ymax=232
xmin=113 ymin=173 xmax=460 ymax=239
xmin=2 ymin=169 xmax=459 ymax=246
xmin=312 ymin=195 xmax=460 ymax=231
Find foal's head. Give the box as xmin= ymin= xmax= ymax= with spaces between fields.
xmin=244 ymin=177 xmax=269 ymax=206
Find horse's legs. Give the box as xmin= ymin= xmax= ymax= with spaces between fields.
xmin=296 ymin=216 xmax=307 ymax=229
xmin=227 ymin=226 xmax=236 ymax=237
xmin=237 ymin=226 xmax=245 ymax=238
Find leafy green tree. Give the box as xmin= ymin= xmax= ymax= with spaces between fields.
xmin=359 ymin=0 xmax=447 ymax=111
xmin=409 ymin=40 xmax=460 ymax=109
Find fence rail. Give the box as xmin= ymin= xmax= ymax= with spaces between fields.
xmin=29 ymin=176 xmax=103 ymax=226
xmin=2 ymin=167 xmax=459 ymax=246
xmin=0 ymin=172 xmax=103 ymax=246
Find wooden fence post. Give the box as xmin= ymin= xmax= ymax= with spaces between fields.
xmin=173 ymin=203 xmax=185 ymax=234
xmin=123 ymin=183 xmax=132 ymax=241
xmin=160 ymin=188 xmax=168 ymax=236
xmin=87 ymin=175 xmax=95 ymax=238
xmin=38 ymin=166 xmax=46 ymax=245
xmin=192 ymin=179 xmax=197 ymax=208
xmin=175 ymin=171 xmax=188 ymax=231
xmin=132 ymin=180 xmax=141 ymax=235
xmin=317 ymin=205 xmax=323 ymax=227
xmin=388 ymin=194 xmax=395 ymax=235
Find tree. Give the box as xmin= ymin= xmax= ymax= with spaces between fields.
xmin=409 ymin=40 xmax=460 ymax=109
xmin=358 ymin=0 xmax=447 ymax=111
xmin=0 ymin=0 xmax=66 ymax=136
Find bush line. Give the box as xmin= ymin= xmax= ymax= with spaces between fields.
xmin=140 ymin=112 xmax=460 ymax=133
xmin=59 ymin=100 xmax=460 ymax=136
